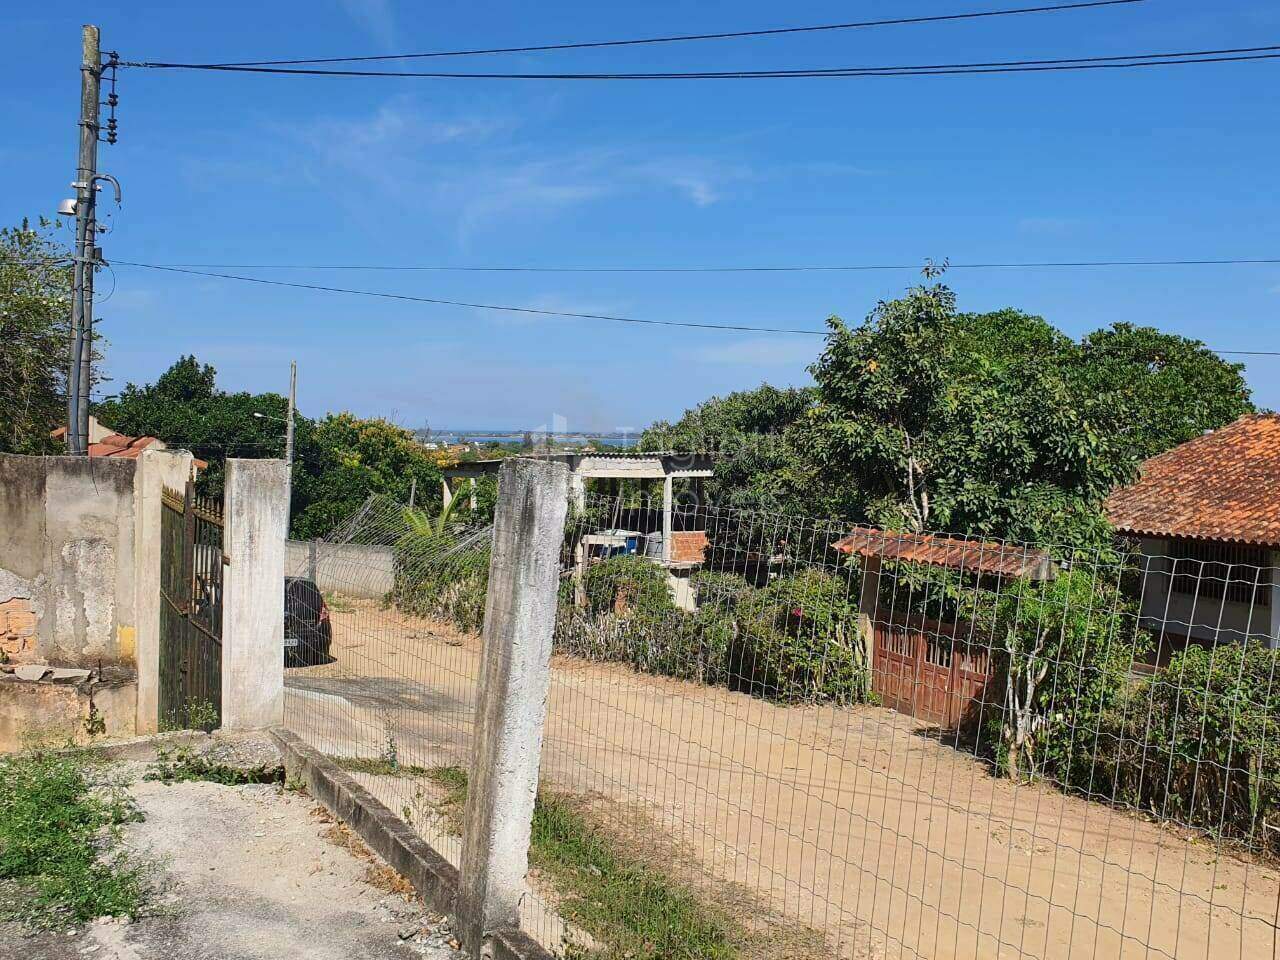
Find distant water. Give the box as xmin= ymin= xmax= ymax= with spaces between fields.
xmin=429 ymin=433 xmax=639 ymax=448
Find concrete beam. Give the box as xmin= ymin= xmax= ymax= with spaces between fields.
xmin=458 ymin=458 xmax=569 ymax=956
xmin=221 ymin=459 xmax=288 ymax=729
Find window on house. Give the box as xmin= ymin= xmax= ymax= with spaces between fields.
xmin=1167 ymin=537 xmax=1272 ymax=607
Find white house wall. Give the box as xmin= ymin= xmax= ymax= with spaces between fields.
xmin=1136 ymin=537 xmax=1278 ymax=645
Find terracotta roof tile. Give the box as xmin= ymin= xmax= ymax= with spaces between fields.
xmin=1104 ymin=413 xmax=1280 ymax=548
xmin=831 ymin=527 xmax=1057 ymax=580
xmin=87 ymin=434 xmax=161 ymax=459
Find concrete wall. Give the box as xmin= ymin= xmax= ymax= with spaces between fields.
xmin=0 ymin=454 xmax=139 ymax=666
xmin=286 ymin=540 xmax=395 ymax=599
xmin=0 ymin=673 xmax=136 ymax=752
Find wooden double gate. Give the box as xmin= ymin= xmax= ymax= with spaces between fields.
xmin=872 ymin=617 xmax=995 ymax=728
xmin=159 ymin=481 xmax=225 ymax=730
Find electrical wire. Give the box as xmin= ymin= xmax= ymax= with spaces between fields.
xmin=126 ymin=257 xmax=1280 ymax=273
xmin=121 ymin=44 xmax=1280 ymax=79
xmin=112 ymin=260 xmax=824 ymax=334
xmin=151 ymin=1 xmax=1145 ymax=67
xmin=112 ymin=259 xmax=1280 ymax=356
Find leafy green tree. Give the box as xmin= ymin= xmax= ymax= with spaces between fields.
xmin=983 ymin=567 xmax=1142 ymax=782
xmin=94 ymin=355 xmax=298 ymax=501
xmin=789 ymin=285 xmax=1252 ymax=547
xmin=641 ymin=383 xmax=814 ymax=512
xmin=1072 ymin=322 xmax=1253 ymax=464
xmin=1 ymin=220 xmax=73 ymax=454
xmin=94 ymin=356 xmax=444 ymax=539
xmin=291 ymin=413 xmax=443 ymax=539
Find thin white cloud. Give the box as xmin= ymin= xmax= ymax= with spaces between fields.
xmin=251 ymin=100 xmax=753 ymax=243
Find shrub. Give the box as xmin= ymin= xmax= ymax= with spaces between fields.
xmin=731 ymin=568 xmax=867 ymax=704
xmin=583 ymin=555 xmax=676 ymax=619
xmin=983 ymin=568 xmax=1144 ymax=784
xmin=559 ymin=557 xmax=735 ymax=685
xmin=390 ymin=521 xmax=490 ymax=633
xmin=1104 ymin=642 xmax=1280 ymax=852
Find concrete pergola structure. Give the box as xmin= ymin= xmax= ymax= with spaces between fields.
xmin=442 ymin=451 xmax=716 ymax=561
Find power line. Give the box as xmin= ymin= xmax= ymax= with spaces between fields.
xmin=113 ymin=261 xmax=824 ymax=334
xmin=121 ymin=44 xmax=1280 ymax=79
xmin=124 ymin=256 xmax=1280 ymax=274
xmin=112 ymin=259 xmax=1280 ymax=356
xmin=160 ymin=1 xmax=1145 ymax=67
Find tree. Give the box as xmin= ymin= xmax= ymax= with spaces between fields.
xmin=94 ymin=355 xmax=297 ymax=502
xmin=1072 ymin=322 xmax=1253 ymax=464
xmin=1 ymin=220 xmax=73 ymax=454
xmin=986 ymin=568 xmax=1142 ymax=782
xmin=93 ymin=356 xmax=444 ymax=539
xmin=789 ymin=284 xmax=1253 ymax=547
xmin=641 ymin=383 xmax=814 ymax=512
xmin=290 ymin=413 xmax=443 ymax=539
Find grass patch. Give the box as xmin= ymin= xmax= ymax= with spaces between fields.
xmin=425 ymin=766 xmax=735 ymax=960
xmin=327 ymin=755 xmax=434 ymax=778
xmin=324 ymin=592 xmax=357 ymax=613
xmin=0 ymin=748 xmax=148 ymax=926
xmin=145 ymin=747 xmax=283 ymax=786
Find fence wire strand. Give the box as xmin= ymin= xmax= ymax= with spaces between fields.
xmin=282 ymin=487 xmax=1280 ymax=959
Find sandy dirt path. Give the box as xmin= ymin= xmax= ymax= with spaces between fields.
xmin=0 ymin=752 xmax=465 ymax=960
xmin=285 ymin=601 xmax=1280 ymax=960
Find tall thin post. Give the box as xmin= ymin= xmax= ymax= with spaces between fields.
xmin=67 ymin=24 xmax=101 ymax=455
xmin=661 ymin=474 xmax=674 ymax=562
xmin=284 ymin=359 xmax=296 ymax=533
xmin=458 ymin=459 xmax=569 ymax=955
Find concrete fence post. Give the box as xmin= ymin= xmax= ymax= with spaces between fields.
xmin=221 ymin=459 xmax=288 ymax=729
xmin=458 ymin=458 xmax=569 ymax=956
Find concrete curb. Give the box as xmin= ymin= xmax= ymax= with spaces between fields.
xmin=67 ymin=729 xmax=208 ymax=761
xmin=268 ymin=727 xmax=555 ymax=960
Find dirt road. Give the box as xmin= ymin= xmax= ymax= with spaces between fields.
xmin=286 ymin=601 xmax=1280 ymax=959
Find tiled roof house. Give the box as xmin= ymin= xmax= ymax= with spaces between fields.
xmin=1104 ymin=413 xmax=1280 ymax=656
xmin=51 ymin=416 xmax=207 ymax=470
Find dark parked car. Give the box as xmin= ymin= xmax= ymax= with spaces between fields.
xmin=284 ymin=577 xmax=332 ymax=667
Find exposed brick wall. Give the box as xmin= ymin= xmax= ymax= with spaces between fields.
xmin=671 ymin=531 xmax=709 ymax=565
xmin=0 ymin=597 xmax=37 ymax=662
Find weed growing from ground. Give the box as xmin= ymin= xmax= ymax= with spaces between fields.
xmin=145 ymin=747 xmax=283 ymax=786
xmin=0 ymin=748 xmax=148 ymax=926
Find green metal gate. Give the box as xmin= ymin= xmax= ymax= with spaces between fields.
xmin=159 ymin=481 xmax=225 ymax=730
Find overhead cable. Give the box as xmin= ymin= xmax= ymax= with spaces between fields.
xmin=112 ymin=260 xmax=1280 ymax=355
xmin=150 ymin=1 xmax=1145 ymax=67
xmin=120 ymin=44 xmax=1280 ymax=79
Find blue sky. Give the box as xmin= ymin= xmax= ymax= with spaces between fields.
xmin=4 ymin=0 xmax=1279 ymax=431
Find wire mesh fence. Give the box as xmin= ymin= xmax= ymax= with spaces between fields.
xmin=282 ymin=485 xmax=1280 ymax=959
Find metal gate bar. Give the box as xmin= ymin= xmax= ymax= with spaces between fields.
xmin=158 ymin=480 xmax=225 ymax=730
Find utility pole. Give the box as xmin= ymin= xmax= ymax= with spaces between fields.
xmin=66 ymin=24 xmax=102 ymax=454
xmin=285 ymin=360 xmax=296 ymax=532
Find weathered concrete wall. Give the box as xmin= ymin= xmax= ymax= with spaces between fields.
xmin=0 ymin=454 xmax=139 ymax=666
xmin=285 ymin=540 xmax=395 ymax=599
xmin=222 ymin=459 xmax=288 ymax=729
xmin=0 ymin=672 xmax=137 ymax=752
